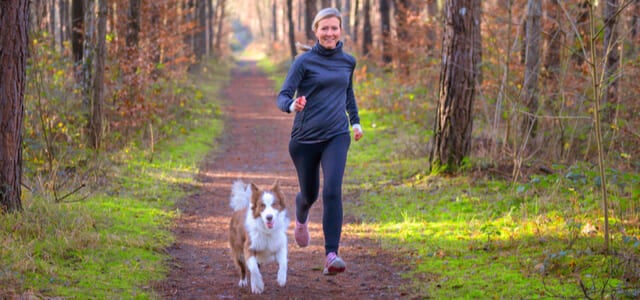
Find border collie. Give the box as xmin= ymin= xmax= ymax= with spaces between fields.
xmin=228 ymin=180 xmax=289 ymax=294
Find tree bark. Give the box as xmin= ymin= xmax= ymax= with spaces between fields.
xmin=353 ymin=0 xmax=359 ymax=42
xmin=0 ymin=0 xmax=29 ymax=213
xmin=305 ymin=0 xmax=318 ymax=41
xmin=521 ymin=0 xmax=541 ymax=138
xmin=126 ymin=0 xmax=141 ymax=48
xmin=543 ymin=0 xmax=562 ymax=82
xmin=88 ymin=0 xmax=107 ymax=150
xmin=194 ymin=0 xmax=207 ymax=60
xmin=361 ymin=0 xmax=372 ymax=55
xmin=602 ymin=0 xmax=619 ymax=122
xmin=379 ymin=0 xmax=392 ymax=64
xmin=214 ymin=0 xmax=226 ymax=57
xmin=287 ymin=0 xmax=298 ymax=59
xmin=393 ymin=0 xmax=415 ymax=75
xmin=430 ymin=0 xmax=479 ymax=173
xmin=72 ymin=0 xmax=84 ymax=65
xmin=343 ymin=0 xmax=351 ymax=38
xmin=272 ymin=0 xmax=278 ymax=41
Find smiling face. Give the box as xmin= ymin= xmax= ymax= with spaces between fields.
xmin=314 ymin=16 xmax=341 ymax=49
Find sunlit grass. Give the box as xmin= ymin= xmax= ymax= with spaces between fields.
xmin=0 ymin=60 xmax=226 ymax=298
xmin=344 ymin=110 xmax=640 ymax=298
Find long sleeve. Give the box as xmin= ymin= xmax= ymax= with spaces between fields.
xmin=345 ymin=69 xmax=360 ymax=127
xmin=277 ymin=58 xmax=305 ymax=113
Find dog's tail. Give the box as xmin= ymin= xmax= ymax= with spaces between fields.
xmin=230 ymin=180 xmax=251 ymax=211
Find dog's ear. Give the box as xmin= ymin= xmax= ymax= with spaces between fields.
xmin=250 ymin=182 xmax=260 ymax=208
xmin=271 ymin=180 xmax=286 ymax=208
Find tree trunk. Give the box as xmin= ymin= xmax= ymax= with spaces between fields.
xmin=305 ymin=0 xmax=318 ymax=41
xmin=393 ymin=0 xmax=415 ymax=75
xmin=353 ymin=0 xmax=359 ymax=42
xmin=361 ymin=0 xmax=372 ymax=55
xmin=379 ymin=0 xmax=392 ymax=64
xmin=71 ymin=0 xmax=84 ymax=65
xmin=127 ymin=0 xmax=141 ymax=48
xmin=208 ymin=0 xmax=214 ymax=55
xmin=430 ymin=0 xmax=478 ymax=174
xmin=272 ymin=0 xmax=278 ymax=41
xmin=214 ymin=0 xmax=226 ymax=57
xmin=343 ymin=0 xmax=351 ymax=38
xmin=88 ymin=0 xmax=107 ymax=150
xmin=321 ymin=0 xmax=332 ymax=7
xmin=60 ymin=0 xmax=70 ymax=50
xmin=572 ymin=0 xmax=590 ymax=65
xmin=473 ymin=0 xmax=482 ymax=85
xmin=543 ymin=0 xmax=562 ymax=82
xmin=602 ymin=0 xmax=619 ymax=123
xmin=0 ymin=0 xmax=29 ymax=213
xmin=194 ymin=0 xmax=207 ymax=60
xmin=287 ymin=0 xmax=298 ymax=59
xmin=521 ymin=0 xmax=541 ymax=138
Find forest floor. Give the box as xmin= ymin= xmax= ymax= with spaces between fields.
xmin=154 ymin=61 xmax=414 ymax=299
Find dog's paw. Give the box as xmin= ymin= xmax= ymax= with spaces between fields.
xmin=238 ymin=278 xmax=248 ymax=287
xmin=277 ymin=270 xmax=287 ymax=287
xmin=250 ymin=279 xmax=264 ymax=294
xmin=277 ymin=277 xmax=286 ymax=287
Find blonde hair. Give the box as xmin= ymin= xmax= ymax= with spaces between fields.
xmin=312 ymin=7 xmax=342 ymax=32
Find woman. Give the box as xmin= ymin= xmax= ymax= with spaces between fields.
xmin=276 ymin=7 xmax=363 ymax=276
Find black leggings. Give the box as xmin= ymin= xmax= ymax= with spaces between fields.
xmin=289 ymin=133 xmax=350 ymax=255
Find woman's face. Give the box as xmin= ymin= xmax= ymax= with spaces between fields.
xmin=314 ymin=17 xmax=341 ymax=49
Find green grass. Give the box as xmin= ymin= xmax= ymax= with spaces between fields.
xmin=0 ymin=61 xmax=227 ymax=298
xmin=344 ymin=110 xmax=640 ymax=299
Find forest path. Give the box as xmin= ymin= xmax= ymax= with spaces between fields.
xmin=156 ymin=60 xmax=411 ymax=299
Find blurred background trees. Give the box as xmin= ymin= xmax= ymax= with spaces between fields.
xmin=3 ymin=0 xmax=639 ymax=210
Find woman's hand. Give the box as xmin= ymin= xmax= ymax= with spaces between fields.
xmin=353 ymin=127 xmax=363 ymax=141
xmin=293 ymin=96 xmax=307 ymax=112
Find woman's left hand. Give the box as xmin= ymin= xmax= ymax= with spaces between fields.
xmin=353 ymin=127 xmax=363 ymax=141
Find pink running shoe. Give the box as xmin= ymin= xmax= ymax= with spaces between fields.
xmin=294 ymin=219 xmax=310 ymax=247
xmin=323 ymin=252 xmax=346 ymax=275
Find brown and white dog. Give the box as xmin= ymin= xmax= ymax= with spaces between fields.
xmin=228 ymin=180 xmax=289 ymax=294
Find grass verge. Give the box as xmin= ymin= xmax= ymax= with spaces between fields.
xmin=0 ymin=61 xmax=228 ymax=298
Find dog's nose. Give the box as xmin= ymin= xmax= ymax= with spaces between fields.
xmin=266 ymin=215 xmax=273 ymax=221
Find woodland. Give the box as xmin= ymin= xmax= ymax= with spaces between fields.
xmin=0 ymin=0 xmax=639 ymax=298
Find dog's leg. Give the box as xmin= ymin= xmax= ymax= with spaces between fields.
xmin=276 ymin=247 xmax=288 ymax=287
xmin=246 ymin=256 xmax=264 ymax=294
xmin=235 ymin=258 xmax=248 ymax=287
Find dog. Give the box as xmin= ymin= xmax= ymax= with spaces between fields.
xmin=228 ymin=180 xmax=289 ymax=294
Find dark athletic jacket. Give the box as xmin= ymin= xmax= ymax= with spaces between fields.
xmin=277 ymin=41 xmax=361 ymax=142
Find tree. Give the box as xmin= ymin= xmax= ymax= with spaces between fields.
xmin=72 ymin=0 xmax=84 ymax=65
xmin=287 ymin=0 xmax=298 ymax=59
xmin=343 ymin=0 xmax=351 ymax=38
xmin=361 ymin=0 xmax=372 ymax=55
xmin=430 ymin=0 xmax=480 ymax=173
xmin=393 ymin=0 xmax=418 ymax=75
xmin=0 ymin=0 xmax=30 ymax=213
xmin=602 ymin=0 xmax=620 ymax=122
xmin=379 ymin=0 xmax=392 ymax=64
xmin=272 ymin=0 xmax=278 ymax=41
xmin=521 ymin=0 xmax=541 ymax=138
xmin=305 ymin=0 xmax=318 ymax=41
xmin=127 ymin=0 xmax=141 ymax=48
xmin=89 ymin=0 xmax=108 ymax=150
xmin=194 ymin=0 xmax=207 ymax=60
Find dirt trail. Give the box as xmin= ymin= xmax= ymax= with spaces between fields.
xmin=156 ymin=61 xmax=411 ymax=299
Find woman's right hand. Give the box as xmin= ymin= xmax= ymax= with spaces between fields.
xmin=293 ymin=96 xmax=307 ymax=112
